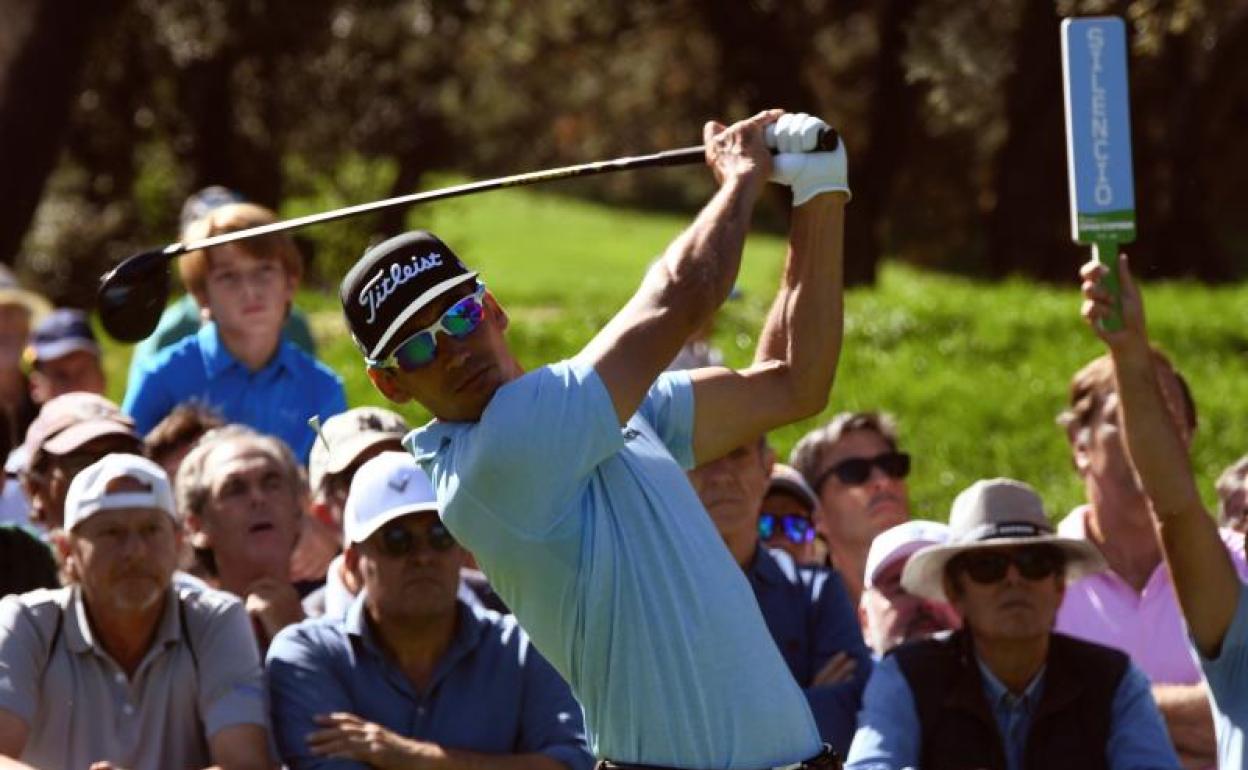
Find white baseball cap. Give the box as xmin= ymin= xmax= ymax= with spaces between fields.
xmin=343 ymin=451 xmax=439 ymax=544
xmin=64 ymin=453 xmax=177 ymax=532
xmin=864 ymin=519 xmax=951 ymax=591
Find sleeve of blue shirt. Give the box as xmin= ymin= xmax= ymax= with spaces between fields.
xmin=517 ymin=640 xmax=595 ymax=770
xmin=634 ymin=370 xmax=696 ymax=469
xmin=1105 ymin=663 xmax=1181 ymax=769
xmin=1200 ymin=581 xmax=1248 ymax=719
xmin=121 ymin=355 xmax=177 ymax=436
xmin=266 ymin=624 xmax=370 ymax=770
xmin=843 ymin=654 xmax=921 ymax=770
xmin=805 ymin=569 xmax=873 ymax=757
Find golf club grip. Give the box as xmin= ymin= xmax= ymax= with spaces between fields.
xmin=179 ymin=128 xmax=841 ymax=253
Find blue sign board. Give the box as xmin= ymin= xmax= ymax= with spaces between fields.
xmin=1061 ymin=17 xmax=1137 ymax=244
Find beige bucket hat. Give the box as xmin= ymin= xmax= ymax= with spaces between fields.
xmin=901 ymin=478 xmax=1106 ymax=602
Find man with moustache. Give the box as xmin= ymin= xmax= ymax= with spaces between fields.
xmin=688 ymin=437 xmax=872 ymax=755
xmin=177 ymin=425 xmax=308 ymax=646
xmin=857 ymin=520 xmax=960 ymax=657
xmin=0 ymin=454 xmax=270 ymax=769
xmin=846 ymin=478 xmax=1178 ymax=769
xmin=266 ymin=452 xmax=593 ymax=770
xmin=791 ymin=412 xmax=912 ymax=604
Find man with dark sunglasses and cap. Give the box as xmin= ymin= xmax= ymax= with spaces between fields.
xmin=845 ymin=478 xmax=1179 ymax=769
xmin=688 ymin=438 xmax=872 ymax=756
xmin=339 ymin=110 xmax=849 ymax=769
xmin=762 ymin=463 xmax=824 ymax=566
xmin=266 ymin=452 xmax=593 ymax=770
xmin=791 ymin=412 xmax=912 ymax=605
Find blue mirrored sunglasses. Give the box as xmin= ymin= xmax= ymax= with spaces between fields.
xmin=758 ymin=512 xmax=816 ymax=545
xmin=368 ymin=283 xmax=487 ymax=371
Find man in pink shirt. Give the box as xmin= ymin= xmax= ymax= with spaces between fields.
xmin=1055 ymin=351 xmax=1248 ymax=767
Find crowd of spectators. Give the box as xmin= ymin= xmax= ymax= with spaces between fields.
xmin=1 ymin=112 xmax=1246 ymax=770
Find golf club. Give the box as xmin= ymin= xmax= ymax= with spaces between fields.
xmin=98 ymin=129 xmax=839 ymax=342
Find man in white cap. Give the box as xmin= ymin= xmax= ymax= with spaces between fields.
xmin=0 ymin=453 xmax=270 ymax=770
xmin=858 ymin=520 xmax=960 ymax=657
xmin=267 ymin=452 xmax=593 ymax=770
xmin=845 ymin=478 xmax=1179 ymax=770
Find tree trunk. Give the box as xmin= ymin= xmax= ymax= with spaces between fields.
xmin=843 ymin=0 xmax=920 ymax=286
xmin=984 ymin=0 xmax=1072 ymax=281
xmin=0 ymin=0 xmax=123 ymax=266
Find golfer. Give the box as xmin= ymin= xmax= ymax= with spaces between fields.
xmin=340 ymin=110 xmax=848 ymax=770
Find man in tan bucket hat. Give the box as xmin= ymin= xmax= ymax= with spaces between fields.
xmin=845 ymin=478 xmax=1179 ymax=770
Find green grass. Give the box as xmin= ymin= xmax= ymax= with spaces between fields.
xmin=102 ymin=183 xmax=1248 ymax=523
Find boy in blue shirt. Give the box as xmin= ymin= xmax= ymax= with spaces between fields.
xmin=123 ymin=202 xmax=345 ymax=462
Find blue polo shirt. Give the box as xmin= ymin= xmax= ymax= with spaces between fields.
xmin=265 ymin=595 xmax=593 ymax=770
xmin=122 ymin=323 xmax=346 ymax=462
xmin=747 ymin=546 xmax=872 ymax=755
xmin=406 ymin=359 xmax=822 ymax=768
xmin=1199 ymin=582 xmax=1248 ymax=769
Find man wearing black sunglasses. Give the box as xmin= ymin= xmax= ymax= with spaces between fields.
xmin=791 ymin=412 xmax=912 ymax=605
xmin=267 ymin=452 xmax=593 ymax=770
xmin=340 ymin=111 xmax=849 ymax=769
xmin=845 ymin=478 xmax=1179 ymax=769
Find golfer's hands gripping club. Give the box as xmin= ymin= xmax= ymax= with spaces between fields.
xmin=1080 ymin=252 xmax=1148 ymax=354
xmin=767 ymin=112 xmax=850 ymax=206
xmin=702 ymin=109 xmax=783 ymax=192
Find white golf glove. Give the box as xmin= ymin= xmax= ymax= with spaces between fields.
xmin=766 ymin=112 xmax=850 ymax=206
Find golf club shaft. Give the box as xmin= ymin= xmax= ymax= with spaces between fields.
xmin=168 ymin=145 xmax=708 ymax=258
xmin=164 ymin=125 xmax=839 ymax=256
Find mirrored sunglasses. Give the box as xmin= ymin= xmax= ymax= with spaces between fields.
xmin=368 ymin=283 xmax=487 ymax=371
xmin=816 ymin=451 xmax=911 ymax=489
xmin=377 ymin=521 xmax=457 ymax=558
xmin=758 ymin=512 xmax=816 ymax=545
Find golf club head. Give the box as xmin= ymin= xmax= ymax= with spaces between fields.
xmin=97 ymin=248 xmax=173 ymax=342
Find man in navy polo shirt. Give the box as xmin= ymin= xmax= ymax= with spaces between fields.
xmin=687 ymin=436 xmax=871 ymax=756
xmin=266 ymin=452 xmax=592 ymax=770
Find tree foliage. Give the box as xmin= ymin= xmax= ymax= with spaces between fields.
xmin=1 ymin=0 xmax=1245 ymax=305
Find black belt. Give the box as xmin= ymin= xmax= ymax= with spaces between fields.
xmin=597 ymin=744 xmax=842 ymax=770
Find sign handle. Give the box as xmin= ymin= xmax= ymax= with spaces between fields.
xmin=1091 ymin=240 xmax=1124 ymax=332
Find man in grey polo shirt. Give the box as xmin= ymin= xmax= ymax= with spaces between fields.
xmin=0 ymin=453 xmax=271 ymax=770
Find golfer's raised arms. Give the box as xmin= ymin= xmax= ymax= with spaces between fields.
xmin=583 ymin=111 xmax=849 ymax=466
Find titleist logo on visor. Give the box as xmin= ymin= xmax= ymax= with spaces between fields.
xmin=340 ymin=230 xmax=476 ymax=359
xmin=359 ymin=252 xmax=445 ymax=324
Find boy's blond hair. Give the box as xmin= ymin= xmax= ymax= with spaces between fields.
xmin=179 ymin=202 xmax=303 ymax=306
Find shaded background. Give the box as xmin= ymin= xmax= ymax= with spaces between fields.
xmin=1 ymin=0 xmax=1246 ymax=306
